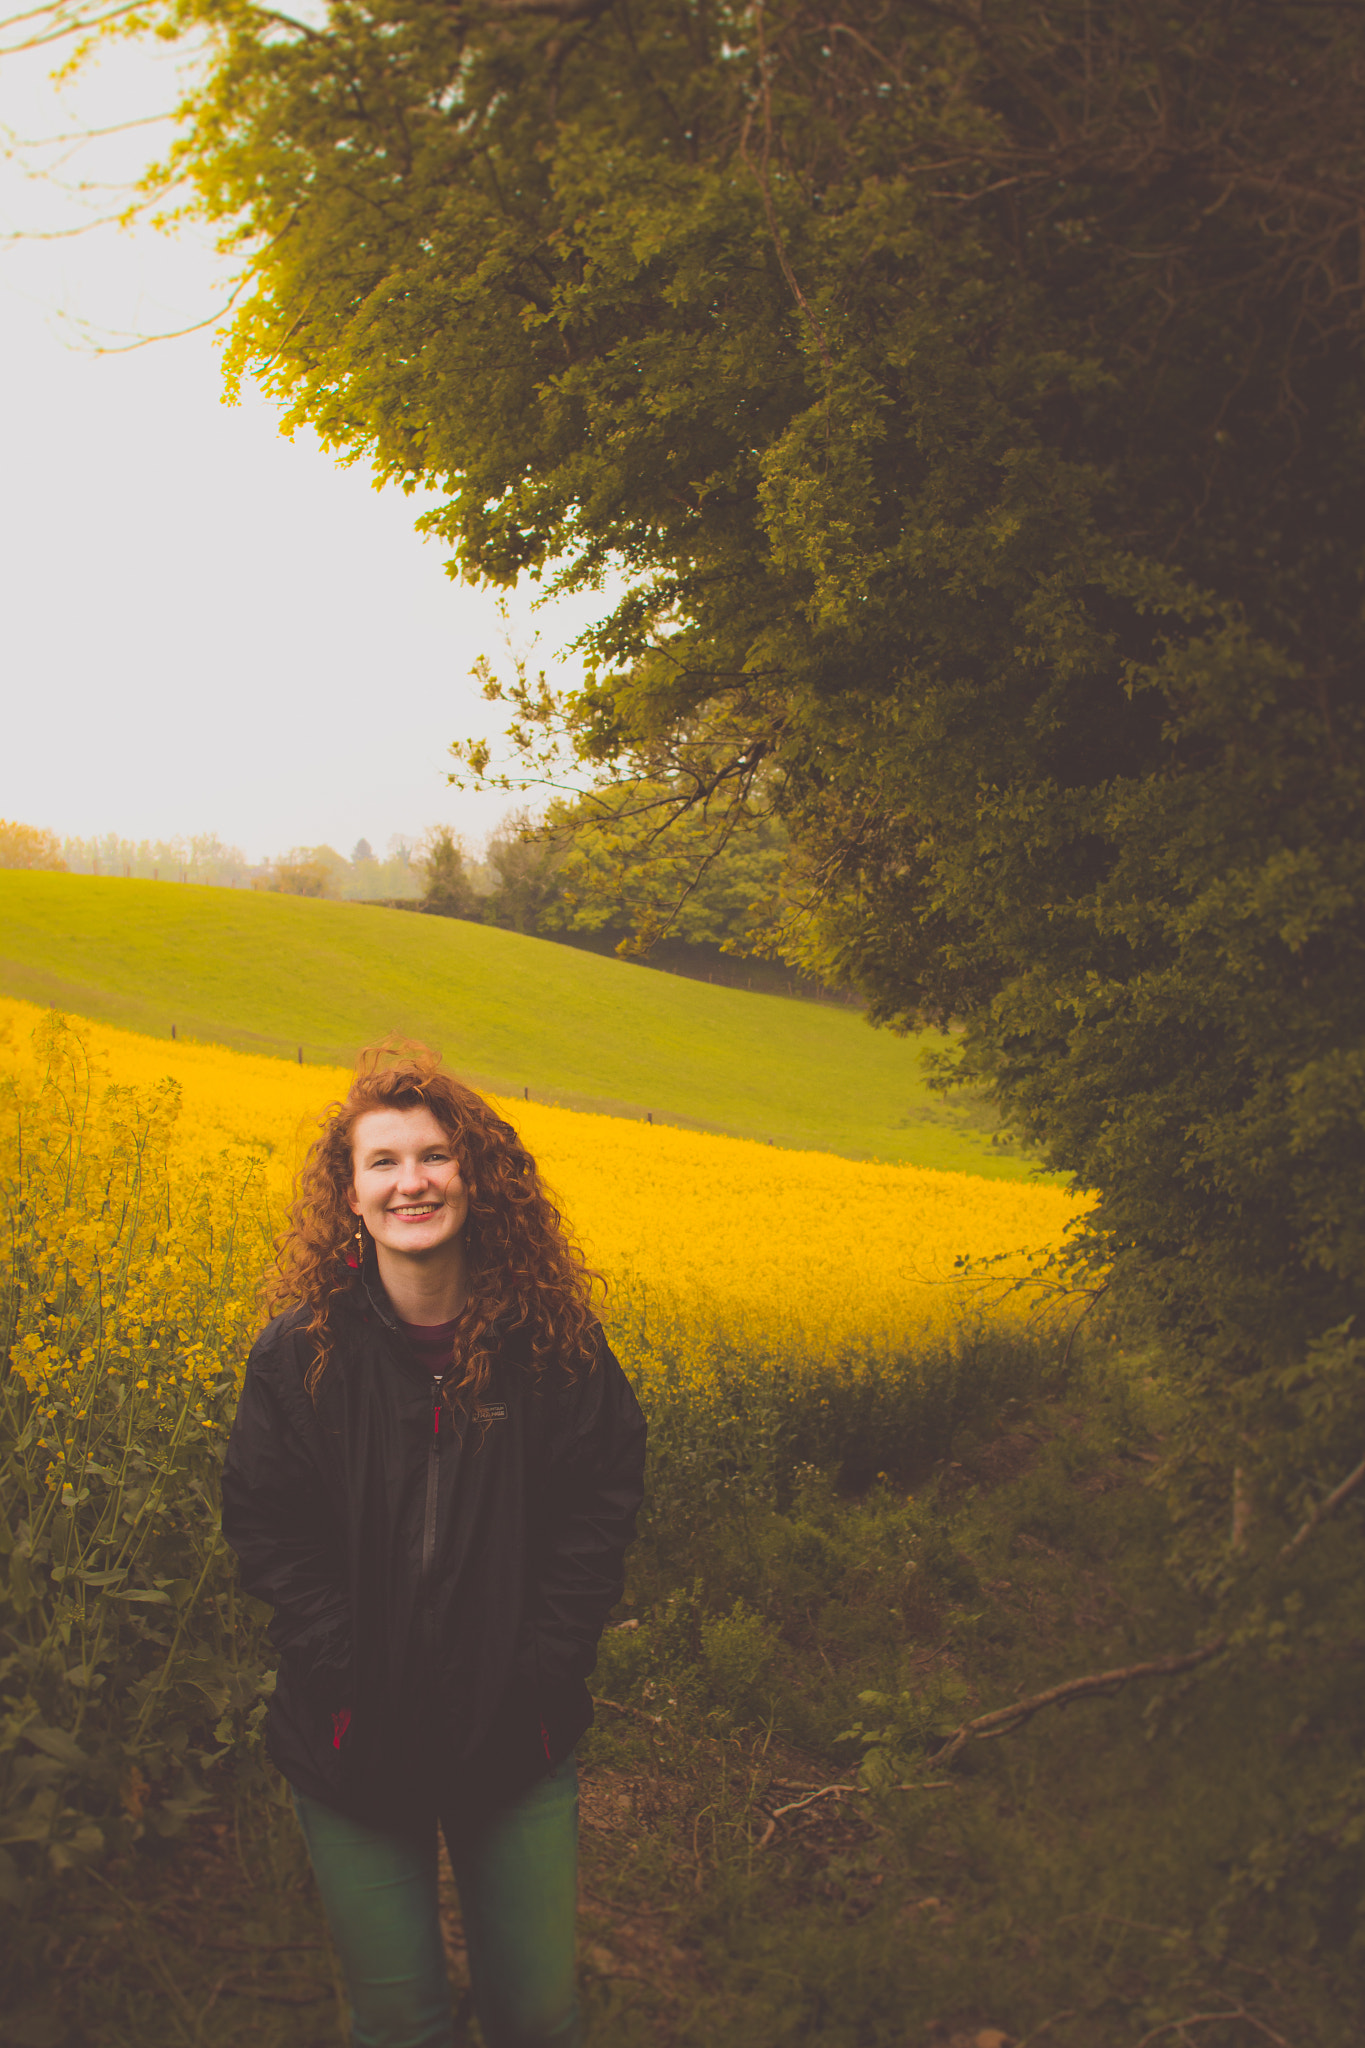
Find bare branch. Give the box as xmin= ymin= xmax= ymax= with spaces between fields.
xmin=1280 ymin=1449 xmax=1365 ymax=1559
xmin=771 ymin=1778 xmax=952 ymax=1818
xmin=738 ymin=2 xmax=833 ymax=375
xmin=1 ymin=111 xmax=175 ymax=147
xmin=590 ymin=1693 xmax=664 ymax=1728
xmin=0 ymin=208 xmax=146 ymax=242
xmin=1135 ymin=2005 xmax=1293 ymax=2048
xmin=934 ymin=1640 xmax=1228 ymax=1766
xmin=0 ymin=0 xmax=90 ymax=29
xmin=250 ymin=7 xmax=328 ymax=39
xmin=63 ymin=282 xmax=249 ymax=352
xmin=756 ymin=1777 xmax=955 ymax=1848
xmin=87 ymin=309 xmax=242 ymax=351
xmin=0 ymin=0 xmax=141 ymax=56
xmin=463 ymin=0 xmax=613 ymax=19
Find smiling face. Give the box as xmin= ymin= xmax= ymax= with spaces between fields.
xmin=347 ymin=1104 xmax=470 ymax=1265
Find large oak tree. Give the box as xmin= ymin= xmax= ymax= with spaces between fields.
xmin=123 ymin=3 xmax=1364 ymax=1543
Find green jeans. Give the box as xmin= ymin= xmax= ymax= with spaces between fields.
xmin=293 ymin=1756 xmax=580 ymax=2048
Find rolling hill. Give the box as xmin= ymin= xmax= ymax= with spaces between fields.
xmin=0 ymin=871 xmax=1039 ymax=1176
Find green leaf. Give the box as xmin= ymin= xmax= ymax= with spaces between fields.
xmin=20 ymin=1726 xmax=91 ymax=1773
xmin=0 ymin=1812 xmax=58 ymax=1846
xmin=0 ymin=1846 xmax=25 ymax=1908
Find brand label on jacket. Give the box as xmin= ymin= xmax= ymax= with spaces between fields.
xmin=475 ymin=1401 xmax=508 ymax=1421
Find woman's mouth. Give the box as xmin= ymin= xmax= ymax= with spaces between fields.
xmin=390 ymin=1203 xmax=440 ymax=1220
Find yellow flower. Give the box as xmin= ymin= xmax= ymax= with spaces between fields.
xmin=2 ymin=995 xmax=1086 ymax=1430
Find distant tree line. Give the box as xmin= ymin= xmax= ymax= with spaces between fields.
xmin=2 ymin=814 xmax=829 ymax=991
xmin=57 ymin=834 xmax=253 ymax=888
xmin=266 ymin=838 xmax=423 ymax=902
xmin=2 ymin=825 xmax=419 ymax=901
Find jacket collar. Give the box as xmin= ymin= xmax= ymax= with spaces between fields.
xmin=352 ymin=1233 xmax=522 ymax=1369
xmin=358 ymin=1233 xmax=401 ymax=1332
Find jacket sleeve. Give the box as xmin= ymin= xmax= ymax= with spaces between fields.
xmin=220 ymin=1336 xmax=353 ymax=1708
xmin=517 ymin=1334 xmax=648 ymax=1686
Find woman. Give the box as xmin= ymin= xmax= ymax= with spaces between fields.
xmin=221 ymin=1043 xmax=647 ymax=2048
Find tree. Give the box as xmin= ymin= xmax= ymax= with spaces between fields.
xmin=415 ymin=824 xmax=479 ymax=918
xmin=266 ymin=845 xmax=347 ymax=898
xmin=91 ymin=0 xmax=1365 ymax=1917
xmin=0 ymin=822 xmax=65 ymax=872
xmin=480 ymin=809 xmax=564 ymax=934
xmin=344 ymin=840 xmax=424 ymax=900
xmin=150 ymin=0 xmax=1364 ymax=1503
xmin=537 ymin=787 xmax=789 ymax=954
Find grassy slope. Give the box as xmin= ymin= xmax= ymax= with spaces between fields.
xmin=0 ymin=870 xmax=1032 ymax=1175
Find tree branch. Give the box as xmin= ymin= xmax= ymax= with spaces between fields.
xmin=738 ymin=1 xmax=833 ymax=374
xmin=1135 ymin=2005 xmax=1292 ymax=2048
xmin=458 ymin=0 xmax=613 ymax=20
xmin=756 ymin=1777 xmax=954 ymax=1848
xmin=1280 ymin=1449 xmax=1365 ymax=1559
xmin=772 ymin=1779 xmax=952 ymax=1818
xmin=934 ymin=1641 xmax=1229 ymax=1765
xmin=0 ymin=0 xmax=138 ymax=55
xmin=2 ymin=112 xmax=174 ymax=147
xmin=591 ymin=1693 xmax=664 ymax=1728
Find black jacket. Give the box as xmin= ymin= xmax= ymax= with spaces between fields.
xmin=220 ymin=1260 xmax=647 ymax=1832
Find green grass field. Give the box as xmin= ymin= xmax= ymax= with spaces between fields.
xmin=0 ymin=871 xmax=1039 ymax=1175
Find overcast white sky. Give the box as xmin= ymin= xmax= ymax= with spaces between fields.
xmin=0 ymin=30 xmax=611 ymax=863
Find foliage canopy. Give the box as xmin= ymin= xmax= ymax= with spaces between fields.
xmin=127 ymin=4 xmax=1364 ymax=1526
xmin=0 ymin=823 xmax=65 ymax=874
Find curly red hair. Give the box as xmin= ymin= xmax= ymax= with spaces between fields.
xmin=266 ymin=1040 xmax=601 ymax=1402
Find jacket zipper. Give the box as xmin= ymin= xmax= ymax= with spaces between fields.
xmin=423 ymin=1392 xmax=446 ymax=1581
xmin=421 ymin=1392 xmax=444 ymax=1679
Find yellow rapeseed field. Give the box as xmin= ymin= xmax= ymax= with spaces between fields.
xmin=0 ymin=996 xmax=1082 ymax=1364
xmin=1 ymin=997 xmax=1083 ymax=1879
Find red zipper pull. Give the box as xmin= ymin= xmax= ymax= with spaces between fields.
xmin=433 ymin=1399 xmax=441 ymax=1438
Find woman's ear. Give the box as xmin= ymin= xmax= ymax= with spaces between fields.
xmin=346 ymin=1183 xmax=362 ymax=1216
